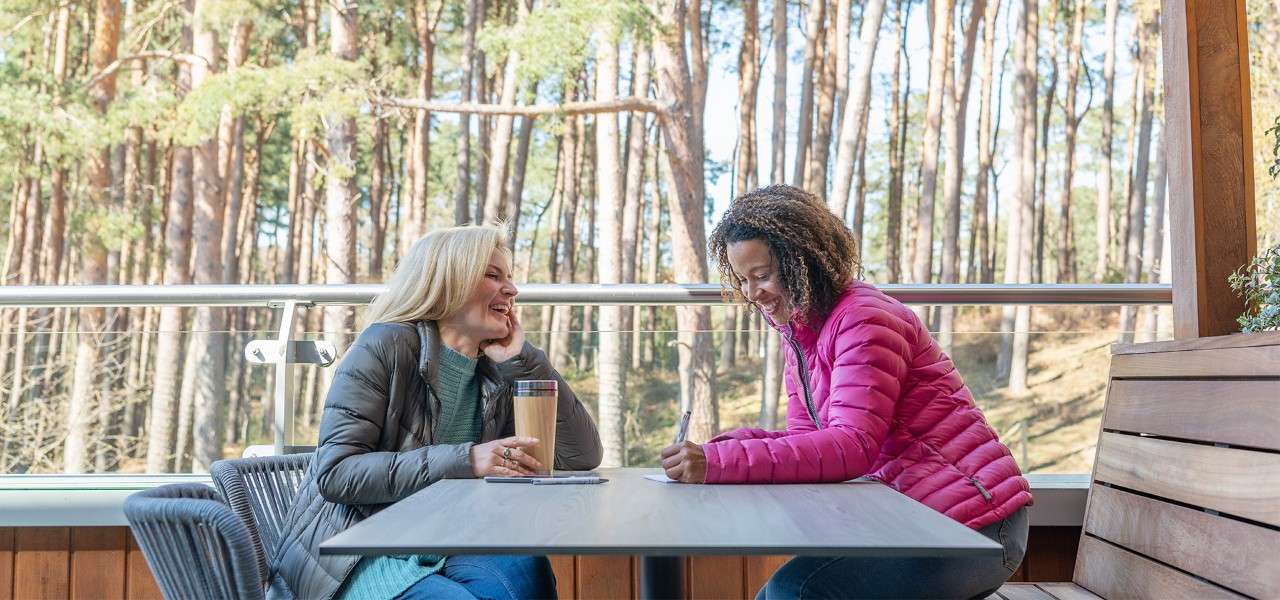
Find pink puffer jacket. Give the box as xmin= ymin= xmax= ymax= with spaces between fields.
xmin=704 ymin=282 xmax=1032 ymax=529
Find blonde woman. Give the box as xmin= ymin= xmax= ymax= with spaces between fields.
xmin=273 ymin=225 xmax=603 ymax=600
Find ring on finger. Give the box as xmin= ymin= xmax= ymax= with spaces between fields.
xmin=502 ymin=447 xmax=512 ymax=460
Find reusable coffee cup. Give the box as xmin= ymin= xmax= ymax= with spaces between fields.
xmin=514 ymin=380 xmax=558 ymax=474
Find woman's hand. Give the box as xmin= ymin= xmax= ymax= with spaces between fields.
xmin=470 ymin=436 xmax=544 ymax=477
xmin=660 ymin=441 xmax=707 ymax=483
xmin=481 ymin=308 xmax=526 ymax=363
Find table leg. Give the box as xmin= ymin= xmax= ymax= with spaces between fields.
xmin=638 ymin=556 xmax=685 ymax=600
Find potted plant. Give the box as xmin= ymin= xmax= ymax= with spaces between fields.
xmin=1229 ymin=245 xmax=1280 ymax=332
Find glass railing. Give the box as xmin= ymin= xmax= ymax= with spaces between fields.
xmin=0 ymin=285 xmax=1172 ymax=476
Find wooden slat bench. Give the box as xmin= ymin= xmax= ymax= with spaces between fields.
xmin=992 ymin=332 xmax=1280 ymax=599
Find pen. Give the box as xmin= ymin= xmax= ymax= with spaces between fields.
xmin=674 ymin=409 xmax=692 ymax=445
xmin=529 ymin=477 xmax=607 ymax=485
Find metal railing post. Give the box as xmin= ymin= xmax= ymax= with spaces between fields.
xmin=272 ymin=301 xmax=301 ymax=455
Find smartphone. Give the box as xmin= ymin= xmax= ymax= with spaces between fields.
xmin=483 ymin=471 xmax=600 ymax=483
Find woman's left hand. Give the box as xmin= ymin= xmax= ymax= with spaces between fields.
xmin=660 ymin=441 xmax=707 ymax=483
xmin=481 ymin=307 xmax=526 ymax=363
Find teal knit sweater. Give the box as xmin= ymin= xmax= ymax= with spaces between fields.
xmin=338 ymin=345 xmax=482 ymax=600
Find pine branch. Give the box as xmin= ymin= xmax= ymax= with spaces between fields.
xmin=83 ymin=51 xmax=211 ymax=90
xmin=372 ymin=94 xmax=669 ymax=116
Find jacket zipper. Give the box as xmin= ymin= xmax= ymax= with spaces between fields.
xmin=783 ymin=327 xmax=822 ymax=431
xmin=970 ymin=477 xmax=993 ymax=502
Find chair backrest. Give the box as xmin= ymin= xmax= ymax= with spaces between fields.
xmin=210 ymin=452 xmax=313 ymax=579
xmin=1075 ymin=333 xmax=1280 ymax=599
xmin=124 ymin=483 xmax=265 ymax=600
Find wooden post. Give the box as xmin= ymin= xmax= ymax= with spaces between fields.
xmin=1161 ymin=0 xmax=1256 ymax=338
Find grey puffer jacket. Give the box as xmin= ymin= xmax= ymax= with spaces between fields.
xmin=271 ymin=321 xmax=603 ymax=600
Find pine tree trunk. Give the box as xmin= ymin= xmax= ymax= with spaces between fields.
xmin=595 ymin=29 xmax=626 ymax=466
xmin=734 ymin=1 xmax=759 ymax=198
xmin=808 ymin=14 xmax=836 ymax=192
xmin=1118 ymin=10 xmax=1157 ymax=344
xmin=65 ymin=0 xmax=121 ymax=473
xmin=1008 ymin=0 xmax=1037 ymax=394
xmin=769 ymin=0 xmax=787 ymax=185
xmin=551 ymin=108 xmax=580 ymax=369
xmin=645 ymin=133 xmax=663 ymax=368
xmin=1056 ymin=0 xmax=1085 ymax=283
xmin=1033 ymin=2 xmax=1059 ymax=283
xmin=145 ymin=145 xmax=193 ymax=472
xmin=284 ymin=138 xmax=303 ymax=283
xmin=790 ymin=0 xmax=826 ymax=188
xmin=653 ymin=0 xmax=717 ymax=441
xmin=830 ymin=0 xmax=887 ymax=219
xmin=885 ymin=0 xmax=907 ymax=283
xmin=370 ymin=117 xmax=387 ymax=278
xmin=622 ymin=44 xmax=652 ymax=371
xmin=1117 ymin=18 xmax=1140 ymax=271
xmin=938 ymin=0 xmax=985 ymax=352
xmin=833 ymin=0 xmax=850 ymax=122
xmin=453 ymin=0 xmax=479 ymax=225
xmin=188 ymin=1 xmax=226 ymax=472
xmin=911 ymin=0 xmax=954 ymax=287
xmin=970 ymin=0 xmax=1001 ymax=284
xmin=322 ymin=0 xmax=360 ymax=412
xmin=408 ymin=0 xmax=439 ymax=245
xmin=483 ymin=6 xmax=527 ymax=224
xmin=219 ymin=21 xmax=252 ymax=293
xmin=1095 ymin=0 xmax=1119 ymax=280
xmin=1137 ymin=128 xmax=1167 ymax=343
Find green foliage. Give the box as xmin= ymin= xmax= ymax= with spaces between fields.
xmin=69 ymin=203 xmax=146 ymax=251
xmin=478 ymin=0 xmax=653 ymax=85
xmin=1229 ymin=244 xmax=1280 ymax=333
xmin=174 ymin=50 xmax=367 ymax=144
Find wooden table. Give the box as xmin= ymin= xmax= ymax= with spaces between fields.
xmin=320 ymin=468 xmax=1002 ymax=598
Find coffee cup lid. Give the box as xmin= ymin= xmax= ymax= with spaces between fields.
xmin=515 ymin=380 xmax=558 ymax=393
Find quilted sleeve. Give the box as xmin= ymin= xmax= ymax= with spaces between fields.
xmin=702 ymin=311 xmax=908 ymax=483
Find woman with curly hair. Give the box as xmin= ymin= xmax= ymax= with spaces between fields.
xmin=661 ymin=185 xmax=1032 ymax=599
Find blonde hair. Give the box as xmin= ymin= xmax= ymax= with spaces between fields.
xmin=362 ymin=224 xmax=511 ymax=328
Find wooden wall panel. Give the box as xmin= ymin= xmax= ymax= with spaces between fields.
xmin=124 ymin=533 xmax=162 ymax=600
xmin=0 ymin=528 xmax=14 ymax=600
xmin=742 ymin=555 xmax=789 ymax=597
xmin=576 ymin=556 xmax=633 ymax=599
xmin=1103 ymin=380 xmax=1280 ymax=450
xmin=0 ymin=526 xmax=1076 ymax=599
xmin=1074 ymin=535 xmax=1244 ymax=599
xmin=688 ymin=556 xmax=743 ymax=600
xmin=12 ymin=527 xmax=69 ymax=600
xmin=69 ymin=527 xmax=126 ymax=600
xmin=1093 ymin=432 xmax=1280 ymax=527
xmin=549 ymin=555 xmax=576 ymax=599
xmin=1084 ymin=484 xmax=1279 ymax=598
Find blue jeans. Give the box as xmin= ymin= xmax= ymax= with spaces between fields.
xmin=395 ymin=555 xmax=557 ymax=600
xmin=757 ymin=507 xmax=1029 ymax=600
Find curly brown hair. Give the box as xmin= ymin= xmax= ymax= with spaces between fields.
xmin=708 ymin=185 xmax=862 ymax=324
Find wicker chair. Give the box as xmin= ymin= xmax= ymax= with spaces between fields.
xmin=210 ymin=453 xmax=312 ymax=588
xmin=124 ymin=483 xmax=265 ymax=600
